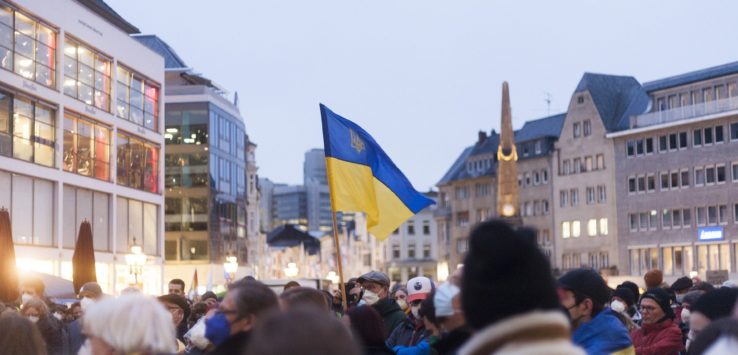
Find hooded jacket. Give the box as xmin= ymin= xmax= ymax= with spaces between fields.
xmin=572 ymin=308 xmax=635 ymax=355
xmin=630 ymin=318 xmax=683 ymax=355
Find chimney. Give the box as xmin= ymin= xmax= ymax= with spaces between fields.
xmin=478 ymin=130 xmax=487 ymax=144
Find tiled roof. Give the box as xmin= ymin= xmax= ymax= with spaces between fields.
xmin=643 ymin=61 xmax=738 ymax=93
xmin=575 ymin=73 xmax=650 ymax=132
xmin=133 ymin=35 xmax=188 ymax=69
xmin=514 ymin=113 xmax=566 ymax=143
xmin=76 ymin=0 xmax=139 ymax=34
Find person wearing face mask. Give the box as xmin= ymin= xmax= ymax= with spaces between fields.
xmin=67 ymin=282 xmax=104 ymax=355
xmin=432 ymin=282 xmax=471 ymax=355
xmin=204 ymin=279 xmax=278 ymax=355
xmin=391 ymin=284 xmax=410 ymax=313
xmin=386 ymin=276 xmax=434 ymax=349
xmin=158 ymin=294 xmax=191 ymax=345
xmin=22 ymin=297 xmax=64 ymax=355
xmin=346 ymin=281 xmax=363 ymax=308
xmin=558 ymin=268 xmax=635 ymax=354
xmin=610 ymin=287 xmax=639 ymax=331
xmin=358 ymin=271 xmax=406 ymax=338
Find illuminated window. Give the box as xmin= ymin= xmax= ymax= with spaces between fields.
xmin=116 ymin=131 xmax=160 ymax=193
xmin=599 ymin=218 xmax=608 ymax=235
xmin=63 ymin=112 xmax=110 ymax=180
xmin=63 ymin=37 xmax=110 ymax=110
xmin=116 ymin=65 xmax=159 ymax=131
xmin=0 ymin=92 xmax=55 ymax=167
xmin=587 ymin=219 xmax=597 ymax=236
xmin=572 ymin=221 xmax=581 ymax=237
xmin=0 ymin=5 xmax=56 ymax=87
xmin=562 ymin=221 xmax=570 ymax=239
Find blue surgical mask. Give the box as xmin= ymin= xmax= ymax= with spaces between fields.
xmin=205 ymin=312 xmax=231 ymax=346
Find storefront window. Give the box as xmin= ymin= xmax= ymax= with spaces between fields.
xmin=0 ymin=170 xmax=53 ymax=246
xmin=116 ymin=196 xmax=159 ymax=256
xmin=663 ymin=247 xmax=673 ymax=275
xmin=116 ymin=65 xmax=159 ymax=131
xmin=63 ymin=185 xmax=109 ymax=251
xmin=116 ymin=131 xmax=159 ymax=193
xmin=0 ymin=92 xmax=55 ymax=167
xmin=0 ymin=5 xmax=56 ymax=87
xmin=63 ymin=37 xmax=110 ymax=111
xmin=63 ymin=112 xmax=110 ymax=180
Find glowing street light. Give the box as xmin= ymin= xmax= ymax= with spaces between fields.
xmin=224 ymin=256 xmax=238 ymax=283
xmin=284 ymin=262 xmax=299 ymax=278
xmin=124 ymin=238 xmax=147 ymax=287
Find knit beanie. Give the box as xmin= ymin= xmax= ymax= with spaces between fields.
xmin=644 ymin=269 xmax=664 ymax=289
xmin=618 ymin=281 xmax=640 ymax=302
xmin=612 ymin=286 xmax=636 ymax=307
xmin=640 ymin=288 xmax=674 ymax=318
xmin=691 ymin=288 xmax=738 ymax=321
xmin=558 ymin=269 xmax=610 ymax=306
xmin=461 ymin=220 xmax=560 ymax=330
xmin=670 ymin=276 xmax=693 ymax=293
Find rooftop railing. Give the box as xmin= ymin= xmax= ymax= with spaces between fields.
xmin=630 ymin=96 xmax=738 ymax=128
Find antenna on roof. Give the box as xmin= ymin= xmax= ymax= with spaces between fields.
xmin=234 ymin=91 xmax=239 ymax=109
xmin=544 ymin=92 xmax=552 ymax=116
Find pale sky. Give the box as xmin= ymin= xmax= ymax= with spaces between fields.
xmin=108 ymin=0 xmax=738 ymax=190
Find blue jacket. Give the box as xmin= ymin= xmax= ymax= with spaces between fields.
xmin=572 ymin=308 xmax=634 ymax=355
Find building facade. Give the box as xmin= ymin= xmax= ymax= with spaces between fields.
xmin=610 ymin=63 xmax=738 ymax=281
xmin=384 ymin=192 xmax=439 ymax=283
xmin=136 ymin=35 xmax=252 ymax=287
xmin=0 ymin=0 xmax=165 ymax=294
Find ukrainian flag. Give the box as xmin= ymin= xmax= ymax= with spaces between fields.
xmin=320 ymin=104 xmax=434 ymax=240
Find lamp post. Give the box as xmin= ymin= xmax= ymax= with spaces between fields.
xmin=125 ymin=238 xmax=147 ymax=288
xmin=284 ymin=262 xmax=299 ymax=278
xmin=224 ymin=256 xmax=238 ymax=283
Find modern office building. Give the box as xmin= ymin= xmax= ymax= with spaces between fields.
xmin=0 ymin=0 xmax=165 ymax=294
xmin=135 ymin=35 xmax=253 ymax=286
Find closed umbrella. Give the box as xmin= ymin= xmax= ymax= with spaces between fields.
xmin=0 ymin=208 xmax=19 ymax=303
xmin=72 ymin=220 xmax=96 ymax=294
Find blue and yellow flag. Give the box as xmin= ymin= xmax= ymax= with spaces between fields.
xmin=320 ymin=104 xmax=434 ymax=240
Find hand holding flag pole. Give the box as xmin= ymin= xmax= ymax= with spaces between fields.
xmin=320 ymin=104 xmax=434 ymax=311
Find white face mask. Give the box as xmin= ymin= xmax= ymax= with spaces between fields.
xmin=80 ymin=297 xmax=94 ymax=312
xmin=411 ymin=305 xmax=421 ymax=319
xmin=681 ymin=308 xmax=691 ymax=324
xmin=362 ymin=290 xmax=380 ymax=306
xmin=53 ymin=312 xmax=63 ymax=321
xmin=610 ymin=300 xmax=626 ymax=314
xmin=21 ymin=293 xmax=33 ymax=305
xmin=184 ymin=318 xmax=211 ymax=350
xmin=28 ymin=316 xmax=39 ymax=323
xmin=676 ymin=293 xmax=686 ymax=304
xmin=396 ymin=299 xmax=408 ymax=311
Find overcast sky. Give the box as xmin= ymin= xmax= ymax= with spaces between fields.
xmin=108 ymin=0 xmax=738 ymax=190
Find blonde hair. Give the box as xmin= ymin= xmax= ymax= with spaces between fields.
xmin=82 ymin=293 xmax=177 ymax=354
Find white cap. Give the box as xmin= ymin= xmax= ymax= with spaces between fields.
xmin=407 ymin=277 xmax=434 ymax=302
xmin=434 ymin=282 xmax=460 ymax=317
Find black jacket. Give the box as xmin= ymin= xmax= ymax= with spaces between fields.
xmin=371 ymin=298 xmax=406 ymax=338
xmin=433 ymin=327 xmax=472 ymax=355
xmin=386 ymin=316 xmax=429 ymax=348
xmin=365 ymin=345 xmax=395 ymax=355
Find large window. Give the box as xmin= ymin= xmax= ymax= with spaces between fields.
xmin=0 ymin=5 xmax=56 ymax=87
xmin=0 ymin=92 xmax=55 ymax=167
xmin=63 ymin=186 xmax=109 ymax=251
xmin=63 ymin=112 xmax=110 ymax=180
xmin=0 ymin=170 xmax=53 ymax=246
xmin=116 ymin=131 xmax=160 ymax=193
xmin=165 ymin=196 xmax=208 ymax=232
xmin=116 ymin=196 xmax=158 ymax=255
xmin=63 ymin=37 xmax=110 ymax=111
xmin=116 ymin=65 xmax=159 ymax=131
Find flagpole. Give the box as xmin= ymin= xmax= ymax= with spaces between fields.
xmin=325 ymin=158 xmax=348 ymax=312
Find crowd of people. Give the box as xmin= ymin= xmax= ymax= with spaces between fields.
xmin=2 ymin=219 xmax=738 ymax=354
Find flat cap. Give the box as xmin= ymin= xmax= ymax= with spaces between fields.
xmin=357 ymin=271 xmax=390 ymax=287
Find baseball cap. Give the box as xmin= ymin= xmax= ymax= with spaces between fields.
xmin=406 ymin=277 xmax=434 ymax=302
xmin=557 ymin=268 xmax=610 ymax=306
xmin=358 ymin=271 xmax=390 ymax=287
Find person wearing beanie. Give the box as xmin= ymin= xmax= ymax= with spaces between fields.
xmin=644 ymin=269 xmax=664 ymax=290
xmin=610 ymin=287 xmax=639 ymax=331
xmin=686 ymin=288 xmax=738 ymax=351
xmin=557 ymin=268 xmax=634 ymax=354
xmin=630 ymin=288 xmax=684 ymax=354
xmin=386 ymin=276 xmax=434 ymax=348
xmin=457 ymin=220 xmax=585 ymax=355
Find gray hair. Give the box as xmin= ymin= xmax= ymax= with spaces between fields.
xmin=82 ymin=293 xmax=177 ymax=354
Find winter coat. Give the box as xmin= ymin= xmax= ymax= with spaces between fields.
xmin=36 ymin=315 xmax=64 ymax=355
xmin=433 ymin=326 xmax=472 ymax=355
xmin=572 ymin=308 xmax=635 ymax=355
xmin=67 ymin=318 xmax=85 ymax=354
xmin=209 ymin=331 xmax=251 ymax=355
xmin=386 ymin=315 xmax=430 ymax=348
xmin=630 ymin=318 xmax=684 ymax=355
xmin=372 ymin=298 xmax=406 ymax=338
xmin=458 ymin=310 xmax=586 ymax=355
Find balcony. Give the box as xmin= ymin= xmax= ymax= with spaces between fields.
xmin=433 ymin=206 xmax=451 ymax=218
xmin=630 ymin=96 xmax=738 ymax=128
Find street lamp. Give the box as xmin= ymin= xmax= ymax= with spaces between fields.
xmin=125 ymin=238 xmax=147 ymax=287
xmin=326 ymin=271 xmax=339 ymax=284
xmin=224 ymin=256 xmax=238 ymax=283
xmin=284 ymin=262 xmax=299 ymax=278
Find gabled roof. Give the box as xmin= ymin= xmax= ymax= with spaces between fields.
xmin=514 ymin=113 xmax=566 ymax=143
xmin=133 ymin=35 xmax=188 ymax=69
xmin=575 ymin=73 xmax=650 ymax=132
xmin=437 ymin=145 xmax=474 ymax=185
xmin=643 ymin=61 xmax=738 ymax=93
xmin=267 ymin=224 xmax=320 ymax=255
xmin=76 ymin=0 xmax=139 ymax=34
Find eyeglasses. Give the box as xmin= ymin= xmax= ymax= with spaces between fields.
xmin=639 ymin=305 xmax=657 ymax=312
xmin=217 ymin=307 xmax=238 ymax=316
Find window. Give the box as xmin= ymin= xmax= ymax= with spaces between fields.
xmin=670 ymin=172 xmax=679 ymax=189
xmin=733 ymin=163 xmax=738 ymax=182
xmin=583 ymin=120 xmax=591 ymax=136
xmin=63 ymin=37 xmax=110 ymax=111
xmin=596 ymin=154 xmax=605 ymax=170
xmin=719 ymin=205 xmax=728 ymax=224
xmin=570 ymin=189 xmax=579 ymax=205
xmin=636 ymin=140 xmax=644 ymax=155
xmin=475 ymin=183 xmax=490 ymax=197
xmin=660 ymin=172 xmax=669 ymax=190
xmin=708 ymin=206 xmax=718 ymax=225
xmin=694 ymin=129 xmax=703 ymax=146
xmin=681 ymin=170 xmax=690 ymax=187
xmin=639 ymin=213 xmax=649 ymax=231
xmin=647 ymin=175 xmax=656 ymax=192
xmin=563 ymin=160 xmax=571 ymax=175
xmin=543 ymin=200 xmax=550 ymax=214
xmin=533 ymin=172 xmax=540 ymax=185
xmin=697 ymin=207 xmax=706 ymax=226
xmin=542 ymin=169 xmax=549 ymax=183
xmin=716 ymin=125 xmax=724 ymax=143
xmin=423 ymin=244 xmax=431 ymax=258
xmin=476 ymin=208 xmax=489 ymax=222
xmin=560 ymin=190 xmax=568 ymax=207
xmin=116 ymin=65 xmax=160 ymax=131
xmin=704 ymin=127 xmax=714 ymax=144
xmin=599 ymin=218 xmax=608 ymax=235
xmin=695 ymin=167 xmax=705 ymax=186
xmin=597 ymin=185 xmax=606 ymax=202
xmin=573 ymin=122 xmax=581 ymax=138
xmin=0 ymin=6 xmax=56 ymax=87
xmin=63 ymin=112 xmax=110 ymax=180
xmin=422 ymin=220 xmax=430 ymax=235
xmin=456 ymin=211 xmax=469 ymax=227
xmin=679 ymin=132 xmax=688 ymax=149
xmin=454 ymin=186 xmax=468 ymax=200
xmin=0 ymin=93 xmax=55 ymax=167
xmin=456 ymin=239 xmax=468 ymax=254
xmin=649 ymin=210 xmax=658 ymax=229
xmin=408 ymin=244 xmax=416 ymax=259
xmin=392 ymin=245 xmax=400 ymax=259
xmin=735 ymin=204 xmax=738 ymax=224
xmin=627 ymin=140 xmax=635 ymax=157
xmin=731 ymin=122 xmax=738 ymax=141
xmin=659 ymin=135 xmax=668 ymax=152
xmin=645 ymin=138 xmax=654 ymax=154
xmin=717 ymin=165 xmax=726 ymax=183
xmin=63 ymin=186 xmax=109 ymax=250
xmin=585 ymin=156 xmax=593 ymax=172
xmin=586 ymin=187 xmax=595 ymax=204
xmin=629 ymin=214 xmax=638 ymax=232
xmin=116 ymin=196 xmax=158 ymax=255
xmin=535 ymin=141 xmax=542 ymax=154
xmin=672 ymin=209 xmax=682 ymax=229
xmin=637 ymin=176 xmax=646 ymax=192
xmin=572 ymin=221 xmax=581 ymax=237
xmin=628 ymin=177 xmax=637 ymax=193
xmin=587 ymin=219 xmax=597 ymax=236
xmin=683 ymin=208 xmax=692 ymax=227
xmin=116 ymin=131 xmax=160 ymax=193
xmin=1 ymin=171 xmax=54 ymax=246
xmin=577 ymin=96 xmax=584 ymax=104
xmin=562 ymin=221 xmax=571 ymax=238
xmin=573 ymin=158 xmax=581 ymax=173
xmin=669 ymin=133 xmax=678 ymax=150
xmin=407 ymin=221 xmax=415 ymax=235
xmin=663 ymin=209 xmax=672 ymax=228
xmin=706 ymin=166 xmax=716 ymax=184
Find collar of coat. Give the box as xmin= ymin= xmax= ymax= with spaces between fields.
xmin=458 ymin=310 xmax=574 ymax=355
